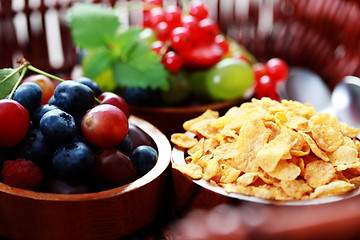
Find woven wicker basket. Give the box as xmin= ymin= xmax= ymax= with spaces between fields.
xmin=1 ymin=0 xmax=359 ymax=90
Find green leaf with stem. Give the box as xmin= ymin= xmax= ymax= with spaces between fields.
xmin=82 ymin=49 xmax=114 ymax=79
xmin=113 ymin=42 xmax=168 ymax=90
xmin=68 ymin=3 xmax=169 ymax=92
xmin=0 ymin=66 xmax=25 ymax=99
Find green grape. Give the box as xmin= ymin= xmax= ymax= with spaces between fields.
xmin=205 ymin=58 xmax=254 ymax=101
xmin=161 ymin=70 xmax=190 ymax=105
xmin=188 ymin=69 xmax=209 ymax=95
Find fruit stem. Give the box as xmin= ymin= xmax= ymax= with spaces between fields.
xmin=7 ymin=65 xmax=28 ymax=99
xmin=27 ymin=65 xmax=66 ymax=83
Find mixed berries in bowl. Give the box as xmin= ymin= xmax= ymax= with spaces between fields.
xmin=0 ymin=61 xmax=172 ymax=239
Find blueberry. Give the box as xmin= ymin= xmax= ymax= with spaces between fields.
xmin=74 ymin=77 xmax=102 ymax=97
xmin=12 ymin=82 xmax=42 ymax=114
xmin=40 ymin=109 xmax=77 ymax=145
xmin=54 ymin=81 xmax=94 ymax=114
xmin=19 ymin=128 xmax=54 ymax=166
xmin=123 ymin=87 xmax=162 ymax=106
xmin=115 ymin=134 xmax=133 ymax=157
xmin=32 ymin=104 xmax=60 ymax=126
xmin=52 ymin=142 xmax=95 ymax=179
xmin=131 ymin=145 xmax=158 ymax=177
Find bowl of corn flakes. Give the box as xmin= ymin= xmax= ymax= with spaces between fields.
xmin=171 ymin=97 xmax=360 ymax=212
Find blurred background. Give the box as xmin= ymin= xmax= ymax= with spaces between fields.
xmin=1 ymin=0 xmax=360 ymax=89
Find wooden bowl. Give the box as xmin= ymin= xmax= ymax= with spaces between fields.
xmin=0 ymin=116 xmax=172 ymax=240
xmin=171 ymin=138 xmax=360 ymax=215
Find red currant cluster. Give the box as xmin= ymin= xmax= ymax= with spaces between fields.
xmin=142 ymin=0 xmax=229 ymax=72
xmin=253 ymin=58 xmax=289 ymax=101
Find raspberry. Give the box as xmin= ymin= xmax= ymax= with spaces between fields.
xmin=1 ymin=159 xmax=43 ymax=190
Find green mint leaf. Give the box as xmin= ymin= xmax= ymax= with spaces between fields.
xmin=0 ymin=68 xmax=21 ymax=99
xmin=113 ymin=27 xmax=143 ymax=56
xmin=82 ymin=49 xmax=114 ymax=78
xmin=113 ymin=41 xmax=168 ymax=90
xmin=68 ymin=3 xmax=120 ymax=49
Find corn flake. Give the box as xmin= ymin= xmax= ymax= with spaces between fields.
xmin=304 ymin=160 xmax=336 ymax=188
xmin=171 ymin=133 xmax=198 ymax=149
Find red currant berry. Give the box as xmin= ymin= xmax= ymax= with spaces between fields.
xmin=255 ymin=75 xmax=279 ymax=100
xmin=253 ymin=63 xmax=267 ymax=83
xmin=214 ymin=35 xmax=230 ymax=54
xmin=151 ymin=40 xmax=164 ymax=54
xmin=149 ymin=7 xmax=165 ymax=29
xmin=142 ymin=11 xmax=152 ymax=28
xmin=181 ymin=15 xmax=200 ymax=42
xmin=170 ymin=27 xmax=191 ymax=51
xmin=0 ymin=99 xmax=30 ymax=148
xmin=155 ymin=21 xmax=171 ymax=41
xmin=265 ymin=58 xmax=289 ymax=83
xmin=164 ymin=5 xmax=182 ymax=29
xmin=162 ymin=51 xmax=183 ymax=72
xmin=189 ymin=0 xmax=209 ymax=21
xmin=181 ymin=42 xmax=224 ymax=69
xmin=198 ymin=18 xmax=219 ymax=42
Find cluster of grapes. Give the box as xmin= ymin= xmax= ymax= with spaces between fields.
xmin=253 ymin=58 xmax=289 ymax=101
xmin=143 ymin=0 xmax=229 ymax=72
xmin=0 ymin=73 xmax=157 ymax=193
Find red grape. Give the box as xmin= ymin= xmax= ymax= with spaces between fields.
xmin=97 ymin=92 xmax=129 ymax=118
xmin=81 ymin=104 xmax=128 ymax=148
xmin=0 ymin=99 xmax=30 ymax=148
xmin=93 ymin=148 xmax=137 ymax=188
